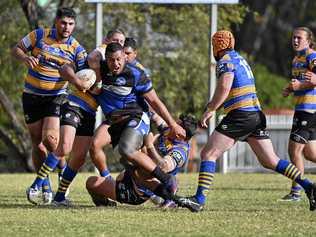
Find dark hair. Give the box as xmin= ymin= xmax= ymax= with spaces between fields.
xmin=294 ymin=27 xmax=316 ymax=49
xmin=179 ymin=114 xmax=198 ymax=139
xmin=56 ymin=7 xmax=76 ymax=20
xmin=124 ymin=37 xmax=137 ymax=50
xmin=105 ymin=42 xmax=123 ymax=57
xmin=106 ymin=28 xmax=125 ymax=39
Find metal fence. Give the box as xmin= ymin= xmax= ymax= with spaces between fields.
xmin=191 ymin=113 xmax=316 ymax=174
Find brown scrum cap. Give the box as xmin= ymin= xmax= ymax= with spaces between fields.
xmin=212 ymin=30 xmax=235 ymax=57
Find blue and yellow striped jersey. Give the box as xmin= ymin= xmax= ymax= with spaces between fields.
xmin=67 ymin=44 xmax=108 ymax=114
xmin=67 ymin=59 xmax=98 ymax=115
xmin=216 ymin=50 xmax=261 ymax=114
xmin=292 ymin=48 xmax=316 ymax=112
xmin=20 ymin=28 xmax=87 ymax=96
xmin=156 ymin=127 xmax=190 ymax=175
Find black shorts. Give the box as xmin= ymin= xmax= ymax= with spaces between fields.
xmin=290 ymin=111 xmax=316 ymax=144
xmin=215 ymin=110 xmax=270 ymax=141
xmin=108 ymin=113 xmax=147 ymax=148
xmin=115 ymin=170 xmax=148 ymax=205
xmin=60 ymin=103 xmax=96 ymax=136
xmin=22 ymin=92 xmax=67 ymax=124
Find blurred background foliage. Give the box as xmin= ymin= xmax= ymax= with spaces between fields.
xmin=0 ymin=0 xmax=314 ymax=171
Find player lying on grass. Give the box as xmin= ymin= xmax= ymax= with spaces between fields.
xmin=145 ymin=113 xmax=198 ymax=208
xmin=85 ymin=114 xmax=198 ymax=210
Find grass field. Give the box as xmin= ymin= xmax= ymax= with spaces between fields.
xmin=1 ymin=172 xmax=316 ymax=237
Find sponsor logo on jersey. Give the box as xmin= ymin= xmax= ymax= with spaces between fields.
xmin=116 ymin=77 xmax=126 ymax=86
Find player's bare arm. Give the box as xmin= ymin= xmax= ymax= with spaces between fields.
xmin=59 ymin=64 xmax=92 ymax=91
xmin=143 ymin=89 xmax=186 ymax=139
xmin=11 ymin=43 xmax=39 ymax=69
xmin=200 ymin=72 xmax=234 ymax=128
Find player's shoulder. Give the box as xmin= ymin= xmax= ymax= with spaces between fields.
xmin=126 ymin=63 xmax=148 ymax=77
xmin=68 ymin=36 xmax=85 ymax=50
xmin=134 ymin=60 xmax=151 ymax=77
xmin=30 ymin=27 xmax=47 ymax=40
xmin=306 ymin=48 xmax=316 ymax=60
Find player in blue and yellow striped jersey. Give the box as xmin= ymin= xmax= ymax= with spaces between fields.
xmin=179 ymin=30 xmax=316 ymax=212
xmin=281 ymin=27 xmax=316 ymax=201
xmin=145 ymin=113 xmax=198 ymax=208
xmin=12 ymin=7 xmax=88 ymax=205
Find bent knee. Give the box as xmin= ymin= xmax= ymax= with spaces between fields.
xmin=42 ymin=129 xmax=59 ymax=152
xmin=118 ymin=140 xmax=137 ymax=158
xmin=118 ymin=128 xmax=143 ymax=158
xmin=86 ymin=176 xmax=99 ymax=191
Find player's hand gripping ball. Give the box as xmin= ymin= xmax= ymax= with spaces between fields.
xmin=75 ymin=69 xmax=97 ymax=91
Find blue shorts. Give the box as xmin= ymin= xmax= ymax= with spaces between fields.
xmin=109 ymin=112 xmax=150 ymax=148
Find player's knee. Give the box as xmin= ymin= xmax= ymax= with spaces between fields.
xmin=86 ymin=176 xmax=98 ymax=191
xmin=200 ymin=147 xmax=220 ymax=161
xmin=86 ymin=176 xmax=103 ymax=193
xmin=118 ymin=140 xmax=137 ymax=159
xmin=118 ymin=128 xmax=143 ymax=160
xmin=42 ymin=128 xmax=59 ymax=152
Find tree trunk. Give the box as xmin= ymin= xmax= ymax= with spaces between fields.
xmin=20 ymin=0 xmax=39 ymax=30
xmin=0 ymin=88 xmax=33 ymax=171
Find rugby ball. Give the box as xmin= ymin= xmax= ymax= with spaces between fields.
xmin=75 ymin=69 xmax=97 ymax=90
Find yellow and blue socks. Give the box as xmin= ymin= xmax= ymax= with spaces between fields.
xmin=275 ymin=159 xmax=312 ymax=191
xmin=290 ymin=183 xmax=302 ymax=196
xmin=54 ymin=166 xmax=77 ymax=202
xmin=56 ymin=161 xmax=66 ymax=180
xmin=42 ymin=177 xmax=52 ymax=193
xmin=195 ymin=160 xmax=216 ymax=205
xmin=31 ymin=153 xmax=59 ymax=189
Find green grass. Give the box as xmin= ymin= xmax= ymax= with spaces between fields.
xmin=1 ymin=173 xmax=316 ymax=237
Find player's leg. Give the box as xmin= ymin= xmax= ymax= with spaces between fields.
xmin=283 ymin=140 xmax=305 ymax=200
xmin=27 ymin=121 xmax=74 ymax=205
xmin=282 ymin=111 xmax=314 ymax=200
xmin=194 ymin=131 xmax=235 ymax=206
xmin=86 ymin=175 xmax=117 ymax=206
xmin=303 ymin=141 xmax=316 ymax=163
xmin=26 ymin=116 xmax=62 ymax=204
xmin=22 ymin=93 xmax=47 ymax=171
xmin=248 ymin=137 xmax=316 ymax=211
xmin=89 ymin=122 xmax=112 ymax=178
xmin=54 ymin=108 xmax=95 ymax=205
xmin=117 ymin=114 xmax=177 ymax=193
xmin=29 ymin=116 xmax=61 ymax=187
xmin=54 ymin=135 xmax=91 ymax=205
